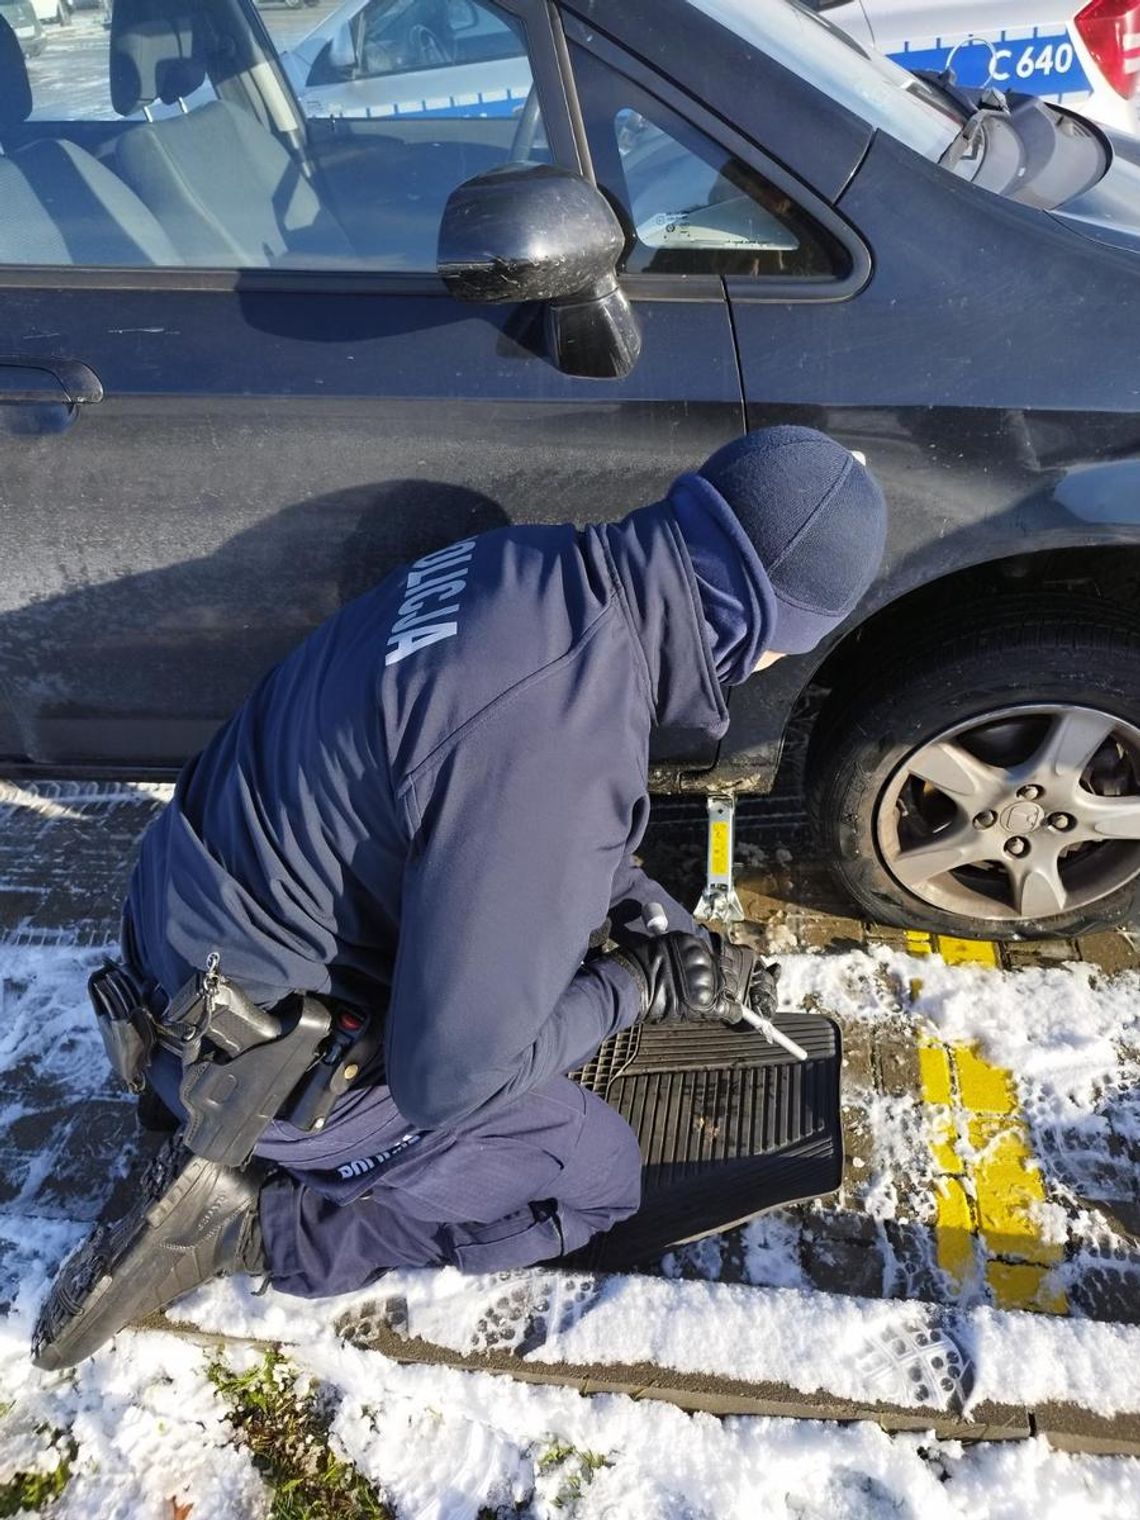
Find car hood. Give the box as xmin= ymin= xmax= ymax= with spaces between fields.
xmin=1049 ymin=129 xmax=1140 ymax=255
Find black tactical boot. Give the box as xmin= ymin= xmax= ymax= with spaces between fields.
xmin=32 ymin=1133 xmax=267 ymax=1372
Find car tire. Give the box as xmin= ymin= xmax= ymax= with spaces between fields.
xmin=57 ymin=2 xmax=71 ymax=23
xmin=805 ymin=596 xmax=1140 ymax=940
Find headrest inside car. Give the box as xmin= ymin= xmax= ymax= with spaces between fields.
xmin=110 ymin=0 xmax=209 ymax=116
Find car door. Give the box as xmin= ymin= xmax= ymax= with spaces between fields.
xmin=555 ymin=12 xmax=882 ymax=781
xmin=0 ymin=0 xmax=742 ymax=772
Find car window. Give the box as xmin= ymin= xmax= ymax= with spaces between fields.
xmin=571 ymin=45 xmax=847 ymax=280
xmin=0 ymin=0 xmax=545 ymax=273
xmin=284 ymin=0 xmax=536 ymax=124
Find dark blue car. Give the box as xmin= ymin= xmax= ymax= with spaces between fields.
xmin=1 ymin=0 xmax=1138 ymax=942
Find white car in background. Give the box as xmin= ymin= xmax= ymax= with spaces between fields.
xmin=817 ymin=0 xmax=1140 ymax=134
xmin=280 ymin=0 xmax=533 ymax=120
xmin=282 ymin=0 xmax=1139 ymax=136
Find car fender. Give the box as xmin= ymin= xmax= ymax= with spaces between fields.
xmin=690 ymin=460 xmax=1140 ymax=794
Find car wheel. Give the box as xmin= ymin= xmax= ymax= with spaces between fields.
xmin=57 ymin=2 xmax=71 ymax=23
xmin=806 ymin=597 xmax=1140 ymax=939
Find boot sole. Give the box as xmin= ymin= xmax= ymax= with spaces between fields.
xmin=32 ymin=1137 xmax=243 ymax=1371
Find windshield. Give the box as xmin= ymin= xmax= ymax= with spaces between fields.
xmin=689 ymin=0 xmax=964 ymax=160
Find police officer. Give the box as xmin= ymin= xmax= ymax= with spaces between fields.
xmin=34 ymin=426 xmax=886 ymax=1369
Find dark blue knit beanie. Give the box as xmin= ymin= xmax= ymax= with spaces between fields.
xmin=676 ymin=426 xmax=887 ymax=666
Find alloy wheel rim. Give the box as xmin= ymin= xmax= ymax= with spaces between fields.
xmin=875 ymin=703 xmax=1140 ymax=922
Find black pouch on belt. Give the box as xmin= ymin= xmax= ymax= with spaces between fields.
xmin=88 ymin=960 xmax=155 ymax=1092
xmin=285 ymin=1002 xmax=385 ymax=1133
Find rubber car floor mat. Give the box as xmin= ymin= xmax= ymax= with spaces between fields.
xmin=567 ymin=1013 xmax=842 ymax=1270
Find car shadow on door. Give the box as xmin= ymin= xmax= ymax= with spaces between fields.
xmin=0 ymin=480 xmax=510 ymax=769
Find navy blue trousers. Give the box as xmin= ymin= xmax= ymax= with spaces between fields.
xmin=148 ymin=1047 xmax=642 ymax=1297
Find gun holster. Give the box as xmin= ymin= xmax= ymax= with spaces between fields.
xmin=92 ymin=955 xmax=384 ymax=1168
xmin=153 ymin=971 xmax=331 ymax=1168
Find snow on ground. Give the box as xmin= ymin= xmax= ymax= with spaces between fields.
xmin=173 ymin=1249 xmax=1140 ymax=1417
xmin=780 ymin=945 xmax=1140 ymax=1133
xmin=1 ymin=939 xmax=1139 ymax=1514
xmin=314 ymin=1340 xmax=1140 ymax=1520
xmin=4 ymin=1306 xmax=1140 ymax=1520
xmin=788 ymin=943 xmax=1140 ymax=1281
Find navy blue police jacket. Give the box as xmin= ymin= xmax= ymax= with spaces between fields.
xmin=125 ymin=501 xmax=730 ymax=1130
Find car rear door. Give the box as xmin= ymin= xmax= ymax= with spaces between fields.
xmin=0 ymin=0 xmax=742 ymax=773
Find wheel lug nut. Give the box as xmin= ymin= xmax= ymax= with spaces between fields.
xmin=1004 ymin=836 xmax=1030 ymax=857
xmin=1049 ymin=812 xmax=1075 ymax=831
xmin=973 ymin=810 xmax=997 ymax=829
xmin=1017 ymin=784 xmax=1044 ymax=801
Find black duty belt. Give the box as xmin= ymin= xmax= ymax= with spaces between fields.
xmin=88 ymin=956 xmax=384 ymax=1167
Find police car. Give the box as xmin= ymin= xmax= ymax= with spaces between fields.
xmin=279 ymin=0 xmax=534 ymax=120
xmin=285 ymin=0 xmax=1140 ymax=134
xmin=818 ymin=0 xmax=1140 ymax=134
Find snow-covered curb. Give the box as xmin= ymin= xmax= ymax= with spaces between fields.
xmin=171 ymin=1264 xmax=1140 ymax=1420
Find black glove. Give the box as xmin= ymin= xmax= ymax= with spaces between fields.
xmin=709 ymin=933 xmax=781 ymax=1023
xmin=609 ymin=931 xmax=730 ymax=1025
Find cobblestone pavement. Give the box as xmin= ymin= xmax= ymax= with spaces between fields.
xmin=1 ymin=778 xmax=1137 ymax=1328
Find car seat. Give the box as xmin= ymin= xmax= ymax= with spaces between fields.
xmin=110 ymin=0 xmax=355 ymax=266
xmin=0 ymin=15 xmax=180 ymax=265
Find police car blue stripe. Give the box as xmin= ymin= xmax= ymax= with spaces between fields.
xmin=890 ymin=30 xmax=1090 ymax=97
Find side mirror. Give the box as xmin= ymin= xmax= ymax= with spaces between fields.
xmin=437 ymin=163 xmax=641 ymax=380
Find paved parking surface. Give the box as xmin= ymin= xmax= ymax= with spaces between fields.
xmin=0 ymin=778 xmax=1136 ymax=1332
xmin=641 ymin=799 xmax=1140 ymax=1323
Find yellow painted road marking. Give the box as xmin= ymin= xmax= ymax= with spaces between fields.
xmin=968 ymin=1117 xmax=1062 ymax=1266
xmin=955 ymin=1046 xmax=1017 ymax=1115
xmin=935 ymin=1175 xmax=978 ymax=1284
xmin=917 ymin=1042 xmax=954 ymax=1107
xmin=987 ymin=1261 xmax=1068 ymax=1315
xmin=918 ymin=1034 xmax=1067 ymax=1314
xmin=928 ymin=1112 xmax=964 ymax=1176
xmin=935 ymin=936 xmax=1001 ymax=969
xmin=899 ymin=930 xmax=1000 ymax=968
xmin=885 ymin=925 xmax=1064 ymax=1310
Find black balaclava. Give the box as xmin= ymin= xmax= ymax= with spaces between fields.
xmin=669 ymin=425 xmax=888 ymax=683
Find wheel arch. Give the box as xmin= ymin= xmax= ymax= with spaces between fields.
xmin=691 ymin=539 xmax=1140 ymax=798
xmin=809 ymin=542 xmax=1140 ymax=714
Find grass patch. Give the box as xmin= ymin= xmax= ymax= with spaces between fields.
xmin=209 ymin=1349 xmax=390 ymax=1520
xmin=535 ymin=1440 xmax=609 ymax=1510
xmin=0 ymin=1436 xmax=75 ymax=1518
